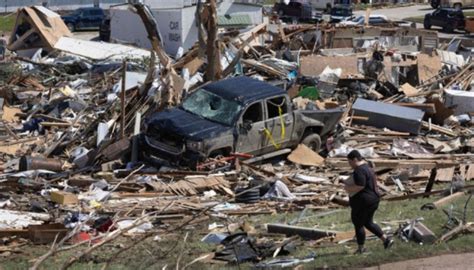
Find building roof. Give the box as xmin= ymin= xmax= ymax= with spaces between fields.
xmin=204 ymin=76 xmax=286 ymax=104
xmin=218 ymin=14 xmax=252 ymax=27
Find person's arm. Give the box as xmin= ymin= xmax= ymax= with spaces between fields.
xmin=344 ymin=169 xmax=366 ymax=193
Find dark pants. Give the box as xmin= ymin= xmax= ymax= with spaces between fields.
xmin=351 ymin=201 xmax=384 ymax=246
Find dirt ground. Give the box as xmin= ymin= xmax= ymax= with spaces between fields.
xmin=363 ymin=252 xmax=474 ymax=270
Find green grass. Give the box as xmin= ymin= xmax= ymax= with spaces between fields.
xmin=0 ymin=14 xmax=15 ymax=33
xmin=404 ymin=11 xmax=474 ymax=24
xmin=2 ymin=188 xmax=474 ymax=269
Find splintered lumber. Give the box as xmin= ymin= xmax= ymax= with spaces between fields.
xmin=438 ymin=222 xmax=474 ymax=242
xmin=266 ymin=224 xmax=337 ymax=240
xmin=421 ymin=121 xmax=457 ymax=137
xmin=326 ymin=158 xmax=459 ymax=170
xmin=146 ymin=175 xmax=230 ymax=196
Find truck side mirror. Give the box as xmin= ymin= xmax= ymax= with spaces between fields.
xmin=243 ymin=120 xmax=253 ymax=131
xmin=240 ymin=120 xmax=253 ymax=134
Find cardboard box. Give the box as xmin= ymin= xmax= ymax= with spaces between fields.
xmin=50 ymin=191 xmax=78 ymax=205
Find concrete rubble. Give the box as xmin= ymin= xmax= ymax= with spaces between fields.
xmin=0 ymin=1 xmax=473 ymax=269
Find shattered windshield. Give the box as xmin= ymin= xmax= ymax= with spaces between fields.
xmin=182 ymin=89 xmax=242 ymax=126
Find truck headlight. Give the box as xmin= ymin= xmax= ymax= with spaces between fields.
xmin=186 ymin=141 xmax=203 ymax=151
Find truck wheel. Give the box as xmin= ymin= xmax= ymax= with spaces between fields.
xmin=423 ymin=19 xmax=431 ymax=30
xmin=443 ymin=24 xmax=454 ymax=33
xmin=301 ymin=133 xmax=321 ymax=152
xmin=67 ymin=23 xmax=75 ymax=32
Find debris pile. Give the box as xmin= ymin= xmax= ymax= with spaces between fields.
xmin=0 ymin=2 xmax=473 ymax=269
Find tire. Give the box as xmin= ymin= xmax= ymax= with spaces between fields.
xmin=453 ymin=3 xmax=462 ymax=10
xmin=67 ymin=23 xmax=75 ymax=32
xmin=301 ymin=133 xmax=322 ymax=153
xmin=235 ymin=188 xmax=260 ymax=204
xmin=424 ymin=19 xmax=431 ymax=30
xmin=443 ymin=24 xmax=454 ymax=33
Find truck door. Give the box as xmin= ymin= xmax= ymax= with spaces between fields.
xmin=261 ymin=96 xmax=294 ymax=154
xmin=235 ymin=101 xmax=266 ymax=156
xmin=91 ymin=9 xmax=103 ymax=29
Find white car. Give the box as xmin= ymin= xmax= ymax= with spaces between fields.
xmin=339 ymin=15 xmax=415 ymax=28
xmin=339 ymin=15 xmax=389 ymax=26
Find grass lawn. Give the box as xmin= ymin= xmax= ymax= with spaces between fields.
xmin=0 ymin=14 xmax=15 ymax=33
xmin=1 ymin=187 xmax=474 ymax=269
xmin=404 ymin=11 xmax=474 ymax=24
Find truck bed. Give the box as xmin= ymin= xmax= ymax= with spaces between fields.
xmin=300 ymin=108 xmax=344 ymax=137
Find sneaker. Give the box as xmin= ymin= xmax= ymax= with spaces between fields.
xmin=383 ymin=237 xmax=394 ymax=249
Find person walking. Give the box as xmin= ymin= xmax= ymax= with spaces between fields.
xmin=344 ymin=150 xmax=394 ymax=254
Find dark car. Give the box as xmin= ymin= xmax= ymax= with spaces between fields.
xmin=274 ymin=0 xmax=313 ymax=23
xmin=61 ymin=7 xmax=106 ymax=32
xmin=142 ymin=77 xmax=343 ymax=167
xmin=424 ymin=8 xmax=465 ymax=32
xmin=329 ymin=5 xmax=354 ymax=23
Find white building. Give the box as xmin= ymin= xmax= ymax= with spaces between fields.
xmin=0 ymin=0 xmax=124 ymax=12
xmin=109 ymin=0 xmax=264 ymax=56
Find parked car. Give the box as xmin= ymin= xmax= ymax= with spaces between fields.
xmin=339 ymin=15 xmax=416 ymax=28
xmin=273 ymin=0 xmax=315 ymax=23
xmin=431 ymin=0 xmax=474 ymax=9
xmin=424 ymin=8 xmax=465 ymax=32
xmin=61 ymin=7 xmax=106 ymax=32
xmin=329 ymin=5 xmax=354 ymax=23
xmin=142 ymin=77 xmax=343 ymax=167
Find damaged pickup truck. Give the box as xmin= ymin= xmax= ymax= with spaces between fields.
xmin=142 ymin=77 xmax=343 ymax=167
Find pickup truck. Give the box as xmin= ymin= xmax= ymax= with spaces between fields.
xmin=273 ymin=0 xmax=321 ymax=23
xmin=61 ymin=7 xmax=106 ymax=32
xmin=142 ymin=77 xmax=343 ymax=167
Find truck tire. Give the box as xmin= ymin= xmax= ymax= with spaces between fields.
xmin=235 ymin=187 xmax=260 ymax=203
xmin=443 ymin=24 xmax=454 ymax=33
xmin=424 ymin=18 xmax=431 ymax=30
xmin=301 ymin=133 xmax=321 ymax=152
xmin=67 ymin=23 xmax=75 ymax=32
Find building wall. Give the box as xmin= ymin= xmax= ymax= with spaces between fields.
xmin=110 ymin=0 xmax=262 ymax=56
xmin=110 ymin=6 xmax=198 ymax=56
xmin=0 ymin=0 xmax=124 ymax=12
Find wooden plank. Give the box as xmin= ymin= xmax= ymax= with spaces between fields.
xmin=466 ymin=165 xmax=474 ymax=181
xmin=436 ymin=167 xmax=455 ymax=182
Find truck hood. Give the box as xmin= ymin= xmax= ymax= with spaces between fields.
xmin=146 ymin=108 xmax=232 ymax=141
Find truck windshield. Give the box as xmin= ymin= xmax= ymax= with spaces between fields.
xmin=182 ymin=89 xmax=242 ymax=126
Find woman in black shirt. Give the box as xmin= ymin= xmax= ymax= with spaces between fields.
xmin=344 ymin=150 xmax=394 ymax=254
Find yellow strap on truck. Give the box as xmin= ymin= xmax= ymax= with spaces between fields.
xmin=264 ymin=105 xmax=286 ymax=150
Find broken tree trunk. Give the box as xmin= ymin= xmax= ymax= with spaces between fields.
xmin=132 ymin=3 xmax=182 ymax=108
xmin=204 ymin=0 xmax=222 ymax=81
xmin=438 ymin=222 xmax=474 ymax=242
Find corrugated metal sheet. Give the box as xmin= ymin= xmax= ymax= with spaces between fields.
xmin=218 ymin=14 xmax=252 ymax=26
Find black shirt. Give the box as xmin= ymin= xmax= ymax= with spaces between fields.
xmin=349 ymin=163 xmax=380 ymax=207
